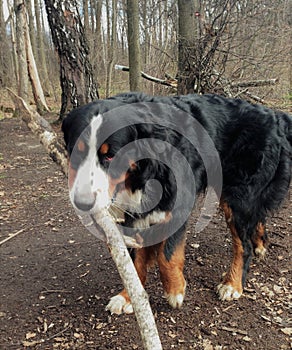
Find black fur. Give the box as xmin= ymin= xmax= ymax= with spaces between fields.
xmin=62 ymin=92 xmax=292 ymax=289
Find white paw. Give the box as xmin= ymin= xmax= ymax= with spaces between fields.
xmin=105 ymin=295 xmax=133 ymax=315
xmin=217 ymin=283 xmax=242 ymax=301
xmin=255 ymin=246 xmax=267 ymax=260
xmin=166 ymin=293 xmax=185 ymax=308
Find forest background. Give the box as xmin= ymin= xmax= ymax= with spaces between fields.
xmin=0 ymin=0 xmax=291 ymax=120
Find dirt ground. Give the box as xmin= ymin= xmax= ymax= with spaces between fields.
xmin=0 ymin=114 xmax=291 ymax=350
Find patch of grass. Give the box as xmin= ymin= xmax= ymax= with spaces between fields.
xmin=40 ymin=193 xmax=49 ymax=200
xmin=285 ymin=92 xmax=292 ymax=101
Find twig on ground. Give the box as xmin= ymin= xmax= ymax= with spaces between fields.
xmin=0 ymin=229 xmax=25 ymax=246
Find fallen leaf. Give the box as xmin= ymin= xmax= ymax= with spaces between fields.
xmin=242 ymin=336 xmax=252 ymax=342
xmin=22 ymin=339 xmax=43 ymax=347
xmin=168 ymin=331 xmax=177 ymax=339
xmin=26 ymin=332 xmax=37 ymax=340
xmin=74 ymin=332 xmax=84 ymax=339
xmin=54 ymin=337 xmax=67 ymax=342
xmin=281 ymin=328 xmax=292 ymax=336
xmin=273 ymin=285 xmax=282 ymax=293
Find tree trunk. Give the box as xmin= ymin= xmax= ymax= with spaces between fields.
xmin=14 ymin=0 xmax=29 ymax=101
xmin=44 ymin=0 xmax=99 ymax=120
xmin=177 ymin=0 xmax=197 ymax=94
xmin=127 ymin=0 xmax=142 ymax=91
xmin=83 ymin=0 xmax=89 ymax=38
xmin=0 ymin=0 xmax=12 ymax=87
xmin=26 ymin=0 xmax=37 ymax=59
xmin=35 ymin=0 xmax=51 ymax=95
xmin=23 ymin=10 xmax=49 ymax=113
xmin=8 ymin=6 xmax=19 ymax=85
xmin=92 ymin=0 xmax=103 ymax=80
xmin=105 ymin=0 xmax=117 ymax=97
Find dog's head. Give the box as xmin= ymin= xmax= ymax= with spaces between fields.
xmin=61 ymin=97 xmax=179 ymax=219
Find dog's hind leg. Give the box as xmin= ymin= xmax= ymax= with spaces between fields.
xmin=106 ymin=247 xmax=155 ymax=315
xmin=157 ymin=237 xmax=186 ymax=309
xmin=252 ymin=222 xmax=268 ymax=259
xmin=217 ymin=202 xmax=253 ymax=301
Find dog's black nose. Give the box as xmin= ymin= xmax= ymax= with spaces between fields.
xmin=74 ymin=197 xmax=96 ymax=212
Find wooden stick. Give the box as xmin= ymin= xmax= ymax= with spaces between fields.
xmin=8 ymin=91 xmax=163 ymax=350
xmin=6 ymin=88 xmax=68 ymax=175
xmin=0 ymin=229 xmax=25 ymax=246
xmin=92 ymin=210 xmax=163 ymax=350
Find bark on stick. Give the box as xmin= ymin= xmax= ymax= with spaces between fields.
xmin=92 ymin=210 xmax=163 ymax=350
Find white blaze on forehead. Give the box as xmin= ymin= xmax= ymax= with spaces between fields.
xmin=70 ymin=114 xmax=111 ymax=212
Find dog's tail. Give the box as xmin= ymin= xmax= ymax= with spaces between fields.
xmin=277 ymin=110 xmax=292 ymax=153
xmin=279 ymin=111 xmax=292 ymax=190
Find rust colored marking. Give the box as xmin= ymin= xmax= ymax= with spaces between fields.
xmin=253 ymin=222 xmax=266 ymax=249
xmin=108 ymin=172 xmax=128 ymax=197
xmin=133 ymin=247 xmax=156 ymax=284
xmin=68 ymin=160 xmax=77 ymax=189
xmin=100 ymin=143 xmax=109 ymax=155
xmin=220 ymin=202 xmax=244 ymax=294
xmin=118 ymin=288 xmax=131 ymax=304
xmin=77 ymin=140 xmax=86 ymax=152
xmin=164 ymin=211 xmax=172 ymax=223
xmin=220 ymin=201 xmax=233 ymax=223
xmin=128 ymin=159 xmax=137 ymax=170
xmin=117 ymin=246 xmax=157 ymax=303
xmin=157 ymin=239 xmax=186 ymax=296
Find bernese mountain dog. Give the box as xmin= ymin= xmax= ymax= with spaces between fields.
xmin=62 ymin=92 xmax=292 ymax=315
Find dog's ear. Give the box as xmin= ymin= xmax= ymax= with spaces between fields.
xmin=62 ymin=101 xmax=101 ymax=154
xmin=134 ymin=123 xmax=170 ymax=156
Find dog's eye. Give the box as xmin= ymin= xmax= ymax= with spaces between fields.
xmin=105 ymin=156 xmax=113 ymax=162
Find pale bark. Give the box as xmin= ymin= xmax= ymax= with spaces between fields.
xmin=35 ymin=0 xmax=50 ymax=95
xmin=7 ymin=89 xmax=162 ymax=350
xmin=105 ymin=0 xmax=117 ymax=97
xmin=26 ymin=0 xmax=37 ymax=59
xmin=7 ymin=89 xmax=67 ymax=175
xmin=92 ymin=210 xmax=162 ymax=350
xmin=24 ymin=13 xmax=49 ymax=113
xmin=14 ymin=0 xmax=29 ymax=101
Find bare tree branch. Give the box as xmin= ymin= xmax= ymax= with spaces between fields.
xmin=115 ymin=64 xmax=177 ymax=88
xmin=7 ymin=90 xmax=162 ymax=350
xmin=7 ymin=88 xmax=68 ymax=175
xmin=230 ymin=79 xmax=278 ymax=88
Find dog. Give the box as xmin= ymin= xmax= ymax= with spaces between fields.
xmin=62 ymin=92 xmax=292 ymax=315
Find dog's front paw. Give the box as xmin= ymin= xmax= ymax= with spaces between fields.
xmin=166 ymin=292 xmax=185 ymax=309
xmin=105 ymin=294 xmax=133 ymax=315
xmin=254 ymin=246 xmax=267 ymax=260
xmin=217 ymin=283 xmax=242 ymax=301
